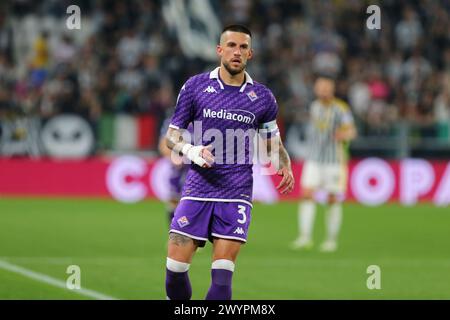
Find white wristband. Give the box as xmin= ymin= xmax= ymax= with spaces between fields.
xmin=181 ymin=143 xmax=207 ymax=167
xmin=181 ymin=143 xmax=193 ymax=156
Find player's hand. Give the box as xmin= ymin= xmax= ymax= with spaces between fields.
xmin=170 ymin=154 xmax=184 ymax=167
xmin=276 ymin=167 xmax=294 ymax=194
xmin=200 ymin=145 xmax=215 ymax=168
xmin=335 ymin=130 xmax=348 ymax=142
xmin=335 ymin=127 xmax=356 ymax=142
xmin=183 ymin=144 xmax=214 ymax=168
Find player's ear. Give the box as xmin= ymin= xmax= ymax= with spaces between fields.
xmin=216 ymin=44 xmax=223 ymax=57
xmin=247 ymin=48 xmax=254 ymax=60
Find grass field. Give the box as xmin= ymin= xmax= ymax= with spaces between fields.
xmin=0 ymin=198 xmax=449 ymax=300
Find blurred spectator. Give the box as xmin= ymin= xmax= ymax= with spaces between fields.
xmin=395 ymin=7 xmax=423 ymax=53
xmin=30 ymin=31 xmax=49 ymax=68
xmin=0 ymin=0 xmax=449 ymax=157
xmin=348 ymin=79 xmax=370 ymax=120
xmin=52 ymin=34 xmax=77 ymax=65
xmin=116 ymin=28 xmax=144 ymax=68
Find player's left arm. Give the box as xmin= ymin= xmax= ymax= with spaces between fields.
xmin=266 ymin=136 xmax=295 ymax=195
xmin=335 ymin=102 xmax=357 ymax=142
xmin=259 ymin=90 xmax=294 ymax=195
xmin=335 ymin=124 xmax=357 ymax=142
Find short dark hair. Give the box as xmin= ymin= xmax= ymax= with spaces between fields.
xmin=315 ymin=73 xmax=336 ymax=82
xmin=221 ymin=24 xmax=252 ymax=38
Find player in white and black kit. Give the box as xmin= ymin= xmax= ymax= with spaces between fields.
xmin=292 ymin=76 xmax=357 ymax=252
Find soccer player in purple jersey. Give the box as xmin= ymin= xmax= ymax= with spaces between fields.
xmin=164 ymin=25 xmax=294 ymax=300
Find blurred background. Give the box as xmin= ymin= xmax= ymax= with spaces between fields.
xmin=0 ymin=0 xmax=450 ymax=300
xmin=1 ymin=0 xmax=449 ymax=159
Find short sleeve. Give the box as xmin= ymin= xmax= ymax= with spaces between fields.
xmin=258 ymin=90 xmax=280 ymax=139
xmin=338 ymin=103 xmax=355 ymax=128
xmin=170 ymin=78 xmax=195 ymax=130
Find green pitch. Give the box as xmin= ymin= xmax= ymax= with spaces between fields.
xmin=0 ymin=198 xmax=449 ymax=299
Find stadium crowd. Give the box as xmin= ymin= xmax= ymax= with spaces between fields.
xmin=0 ymin=0 xmax=449 ymax=155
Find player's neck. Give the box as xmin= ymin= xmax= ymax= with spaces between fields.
xmin=320 ymin=98 xmax=334 ymax=105
xmin=219 ymin=66 xmax=245 ymax=87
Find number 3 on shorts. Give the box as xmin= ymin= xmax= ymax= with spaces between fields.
xmin=237 ymin=205 xmax=247 ymax=224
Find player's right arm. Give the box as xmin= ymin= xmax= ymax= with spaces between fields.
xmin=165 ymin=79 xmax=214 ymax=168
xmin=165 ymin=127 xmax=214 ymax=168
xmin=158 ymin=136 xmax=171 ymax=158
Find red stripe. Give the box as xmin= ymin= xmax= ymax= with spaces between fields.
xmin=137 ymin=115 xmax=157 ymax=149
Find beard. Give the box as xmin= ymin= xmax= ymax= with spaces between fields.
xmin=223 ymin=60 xmax=246 ymax=76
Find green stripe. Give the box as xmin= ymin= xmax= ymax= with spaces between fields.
xmin=99 ymin=113 xmax=115 ymax=150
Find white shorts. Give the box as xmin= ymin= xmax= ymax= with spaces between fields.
xmin=300 ymin=161 xmax=348 ymax=194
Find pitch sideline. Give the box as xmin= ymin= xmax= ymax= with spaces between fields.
xmin=0 ymin=259 xmax=118 ymax=300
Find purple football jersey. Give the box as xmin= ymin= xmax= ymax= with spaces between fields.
xmin=170 ymin=67 xmax=279 ymax=204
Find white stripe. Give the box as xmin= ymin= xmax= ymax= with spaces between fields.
xmin=166 ymin=257 xmax=190 ymax=273
xmin=209 ymin=67 xmax=220 ymax=79
xmin=216 ymin=79 xmax=224 ymax=90
xmin=169 ymin=124 xmax=180 ymax=130
xmin=211 ymin=233 xmax=247 ymax=242
xmin=244 ymin=71 xmax=254 ymax=85
xmin=169 ymin=229 xmax=208 ymax=241
xmin=0 ymin=259 xmax=117 ymax=300
xmin=3 ymin=256 xmax=450 ymax=267
xmin=180 ymin=197 xmax=253 ymax=208
xmin=212 ymin=259 xmax=235 ymax=272
xmin=114 ymin=115 xmax=138 ymax=150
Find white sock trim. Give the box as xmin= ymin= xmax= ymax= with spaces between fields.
xmin=166 ymin=257 xmax=190 ymax=273
xmin=211 ymin=259 xmax=235 ymax=272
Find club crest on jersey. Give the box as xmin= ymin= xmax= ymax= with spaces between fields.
xmin=247 ymin=90 xmax=258 ymax=102
xmin=177 ymin=216 xmax=190 ymax=228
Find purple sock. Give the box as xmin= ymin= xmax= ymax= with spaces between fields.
xmin=205 ymin=269 xmax=234 ymax=300
xmin=165 ymin=269 xmax=192 ymax=300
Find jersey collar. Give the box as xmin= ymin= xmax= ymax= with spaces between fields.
xmin=209 ymin=67 xmax=253 ymax=93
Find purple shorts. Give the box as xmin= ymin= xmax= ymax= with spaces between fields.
xmin=169 ymin=199 xmax=252 ymax=246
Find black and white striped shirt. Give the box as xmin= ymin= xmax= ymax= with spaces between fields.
xmin=305 ymin=98 xmax=354 ymax=164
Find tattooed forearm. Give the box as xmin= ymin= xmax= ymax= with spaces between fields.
xmin=266 ymin=137 xmax=292 ymax=170
xmin=166 ymin=127 xmax=186 ymax=155
xmin=278 ymin=142 xmax=292 ymax=170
